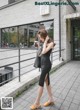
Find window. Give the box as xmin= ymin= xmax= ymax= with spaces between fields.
xmin=18 ymin=25 xmax=28 ymax=47
xmin=1 ymin=27 xmax=18 ymax=48
xmin=28 ymin=24 xmax=39 ymax=47
xmin=9 ymin=27 xmax=18 ymax=47
xmin=1 ymin=20 xmax=54 ymax=48
xmin=1 ymin=28 xmax=9 ymax=48
xmin=18 ymin=24 xmax=40 ymax=48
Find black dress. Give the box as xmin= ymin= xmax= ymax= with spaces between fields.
xmin=39 ymin=48 xmax=52 ymax=87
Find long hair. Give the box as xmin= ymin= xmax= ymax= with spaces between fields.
xmin=37 ymin=29 xmax=53 ymax=43
xmin=37 ymin=29 xmax=56 ymax=46
xmin=37 ymin=29 xmax=48 ymax=40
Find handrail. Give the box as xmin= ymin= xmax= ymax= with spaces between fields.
xmin=0 ymin=48 xmax=65 ymax=86
xmin=0 ymin=57 xmax=35 ymax=68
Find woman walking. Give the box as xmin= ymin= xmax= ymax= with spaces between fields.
xmin=30 ymin=29 xmax=55 ymax=110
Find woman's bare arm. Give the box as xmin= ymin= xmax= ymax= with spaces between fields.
xmin=41 ymin=42 xmax=53 ymax=54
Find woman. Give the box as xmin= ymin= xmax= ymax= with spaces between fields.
xmin=30 ymin=29 xmax=55 ymax=110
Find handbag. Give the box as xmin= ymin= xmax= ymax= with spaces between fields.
xmin=34 ymin=54 xmax=41 ymax=68
xmin=34 ymin=46 xmax=42 ymax=68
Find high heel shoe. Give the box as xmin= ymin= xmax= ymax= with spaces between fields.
xmin=43 ymin=101 xmax=55 ymax=107
xmin=30 ymin=104 xmax=41 ymax=110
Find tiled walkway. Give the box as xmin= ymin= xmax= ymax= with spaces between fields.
xmin=13 ymin=61 xmax=80 ymax=110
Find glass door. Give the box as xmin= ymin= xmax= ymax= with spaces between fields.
xmin=73 ymin=27 xmax=80 ymax=60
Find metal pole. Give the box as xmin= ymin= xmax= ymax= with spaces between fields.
xmin=51 ymin=52 xmax=53 ymax=64
xmin=18 ymin=26 xmax=21 ymax=82
xmin=51 ymin=20 xmax=54 ymax=64
xmin=0 ymin=29 xmax=2 ymax=48
xmin=59 ymin=0 xmax=61 ymax=59
xmin=19 ymin=47 xmax=21 ymax=82
xmin=37 ymin=37 xmax=41 ymax=72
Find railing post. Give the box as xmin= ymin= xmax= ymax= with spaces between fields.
xmin=18 ymin=26 xmax=21 ymax=82
xmin=59 ymin=0 xmax=61 ymax=60
xmin=51 ymin=52 xmax=53 ymax=64
xmin=39 ymin=68 xmax=40 ymax=72
xmin=18 ymin=47 xmax=21 ymax=82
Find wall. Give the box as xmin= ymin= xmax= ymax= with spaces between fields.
xmin=0 ymin=0 xmax=60 ymax=58
xmin=0 ymin=0 xmax=59 ymax=28
xmin=60 ymin=0 xmax=80 ymax=61
xmin=0 ymin=0 xmax=80 ymax=62
xmin=0 ymin=0 xmax=8 ymax=8
xmin=0 ymin=0 xmax=61 ymax=79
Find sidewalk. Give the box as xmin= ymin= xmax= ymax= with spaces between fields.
xmin=13 ymin=61 xmax=80 ymax=110
xmin=0 ymin=60 xmax=63 ymax=100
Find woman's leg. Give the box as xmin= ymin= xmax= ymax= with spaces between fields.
xmin=34 ymin=69 xmax=47 ymax=105
xmin=34 ymin=86 xmax=43 ymax=105
xmin=45 ymin=75 xmax=54 ymax=102
xmin=32 ymin=68 xmax=49 ymax=106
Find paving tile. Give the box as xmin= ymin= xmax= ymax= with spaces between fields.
xmin=74 ymin=95 xmax=80 ymax=101
xmin=65 ymin=96 xmax=73 ymax=102
xmin=55 ymin=98 xmax=64 ymax=104
xmin=59 ymin=105 xmax=69 ymax=110
xmin=68 ymin=103 xmax=79 ymax=110
xmin=70 ymin=87 xmax=78 ymax=92
xmin=62 ymin=100 xmax=71 ymax=107
xmin=78 ymin=106 xmax=80 ymax=110
xmin=72 ymin=99 xmax=80 ymax=105
xmin=13 ymin=105 xmax=24 ymax=110
xmin=14 ymin=98 xmax=24 ymax=104
xmin=67 ymin=92 xmax=75 ymax=98
xmin=43 ymin=106 xmax=51 ymax=110
xmin=13 ymin=61 xmax=80 ymax=110
xmin=58 ymin=94 xmax=67 ymax=100
xmin=49 ymin=106 xmax=59 ymax=110
xmin=75 ymin=93 xmax=80 ymax=97
xmin=53 ymin=103 xmax=62 ymax=109
xmin=53 ymin=92 xmax=61 ymax=98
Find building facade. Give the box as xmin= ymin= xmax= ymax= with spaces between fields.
xmin=0 ymin=0 xmax=80 ymax=63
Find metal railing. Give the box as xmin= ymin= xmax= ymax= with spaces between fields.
xmin=0 ymin=47 xmax=65 ymax=86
